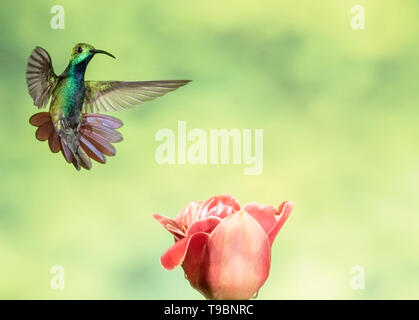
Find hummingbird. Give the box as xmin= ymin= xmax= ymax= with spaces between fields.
xmin=26 ymin=43 xmax=190 ymax=170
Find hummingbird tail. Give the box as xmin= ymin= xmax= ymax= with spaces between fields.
xmin=29 ymin=112 xmax=123 ymax=171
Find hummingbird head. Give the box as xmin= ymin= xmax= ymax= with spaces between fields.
xmin=70 ymin=43 xmax=115 ymax=67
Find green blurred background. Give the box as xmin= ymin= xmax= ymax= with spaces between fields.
xmin=0 ymin=0 xmax=418 ymax=299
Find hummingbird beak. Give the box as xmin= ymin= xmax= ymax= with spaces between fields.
xmin=90 ymin=49 xmax=116 ymax=59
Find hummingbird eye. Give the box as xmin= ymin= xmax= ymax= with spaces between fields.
xmin=76 ymin=46 xmax=82 ymax=54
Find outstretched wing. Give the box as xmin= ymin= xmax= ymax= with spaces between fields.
xmin=82 ymin=80 xmax=191 ymax=113
xmin=26 ymin=46 xmax=58 ymax=108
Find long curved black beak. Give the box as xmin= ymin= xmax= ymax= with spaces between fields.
xmin=90 ymin=49 xmax=115 ymax=59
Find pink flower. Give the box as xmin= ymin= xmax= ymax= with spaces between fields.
xmin=153 ymin=194 xmax=294 ymax=300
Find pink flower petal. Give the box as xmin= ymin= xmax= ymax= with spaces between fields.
xmin=242 ymin=202 xmax=277 ymax=235
xmin=187 ymin=216 xmax=222 ymax=236
xmin=153 ymin=214 xmax=185 ymax=240
xmin=267 ymin=201 xmax=294 ymax=246
xmin=174 ymin=201 xmax=203 ymax=230
xmin=181 ymin=232 xmax=211 ymax=291
xmin=198 ymin=194 xmax=241 ymax=220
xmin=161 ymin=232 xmax=209 ymax=270
xmin=204 ymin=211 xmax=271 ymax=300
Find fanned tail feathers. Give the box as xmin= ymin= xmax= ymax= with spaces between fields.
xmin=29 ymin=112 xmax=123 ymax=171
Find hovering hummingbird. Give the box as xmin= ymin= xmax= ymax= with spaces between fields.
xmin=26 ymin=43 xmax=190 ymax=170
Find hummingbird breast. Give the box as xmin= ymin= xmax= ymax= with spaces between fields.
xmin=50 ymin=75 xmax=85 ymax=130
